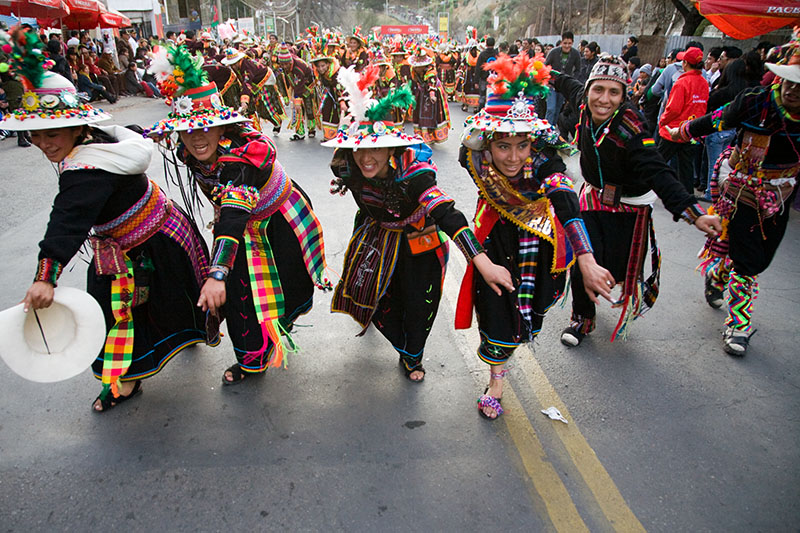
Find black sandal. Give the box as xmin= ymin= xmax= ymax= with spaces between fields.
xmin=93 ymin=380 xmax=142 ymax=412
xmin=307 ymin=130 xmax=315 ymax=138
xmin=399 ymin=357 xmax=425 ymax=383
xmin=222 ymin=363 xmax=247 ymax=385
xmin=289 ymin=134 xmax=305 ymax=141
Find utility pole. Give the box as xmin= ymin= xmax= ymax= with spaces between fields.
xmin=567 ymin=0 xmax=571 ymax=32
xmin=586 ymin=0 xmax=590 ymax=34
xmin=601 ymin=0 xmax=606 ymax=34
xmin=295 ymin=0 xmax=300 ymax=39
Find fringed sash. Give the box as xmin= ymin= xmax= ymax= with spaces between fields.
xmin=609 ymin=206 xmax=661 ymax=341
xmin=241 ymin=186 xmax=330 ymax=369
xmin=92 ymin=184 xmax=211 ymax=397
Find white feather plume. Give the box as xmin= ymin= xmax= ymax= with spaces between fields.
xmin=337 ymin=65 xmax=372 ymax=123
xmin=147 ymin=46 xmax=174 ymax=82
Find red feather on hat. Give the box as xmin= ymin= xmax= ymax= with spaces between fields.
xmin=357 ymin=64 xmax=380 ymax=92
xmin=485 ymin=54 xmax=518 ymax=97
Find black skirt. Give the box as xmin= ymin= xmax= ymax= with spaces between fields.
xmin=89 ymin=223 xmax=211 ymax=382
xmin=474 ymin=218 xmax=566 ymax=345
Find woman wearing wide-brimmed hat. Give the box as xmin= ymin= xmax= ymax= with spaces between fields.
xmin=456 ymin=53 xmax=616 ymax=419
xmin=322 ymin=65 xmax=513 ymax=383
xmin=2 ymin=30 xmax=216 ymax=412
xmin=342 ymin=27 xmax=369 ymax=72
xmin=146 ymin=44 xmax=331 ymax=385
xmin=408 ymin=48 xmax=450 ymax=144
xmin=310 ymin=53 xmax=346 ymax=141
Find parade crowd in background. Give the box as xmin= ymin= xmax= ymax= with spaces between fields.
xmin=0 ymin=20 xmax=797 ymax=419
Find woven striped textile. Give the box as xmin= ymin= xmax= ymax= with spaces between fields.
xmin=99 ymin=255 xmax=135 ymax=399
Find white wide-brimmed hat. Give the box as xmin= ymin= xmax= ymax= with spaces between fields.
xmin=0 ymin=287 xmax=106 ymax=383
xmin=0 ymin=29 xmax=111 ymax=131
xmin=220 ymin=47 xmax=247 ymax=65
xmin=766 ymin=62 xmax=800 ymax=84
xmin=0 ymin=71 xmax=112 ymax=131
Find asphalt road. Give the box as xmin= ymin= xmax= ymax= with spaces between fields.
xmin=0 ymin=97 xmax=798 ymax=532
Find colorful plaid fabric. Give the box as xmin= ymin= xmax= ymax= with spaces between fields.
xmin=278 ymin=188 xmax=331 ymax=289
xmin=100 ymin=255 xmax=135 ymax=400
xmin=243 ymin=218 xmax=286 ymax=368
xmin=158 ymin=206 xmax=209 ymax=286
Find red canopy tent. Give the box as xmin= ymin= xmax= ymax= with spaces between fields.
xmin=99 ymin=8 xmax=130 ymax=29
xmin=0 ymin=0 xmax=70 ymax=19
xmin=36 ymin=0 xmax=130 ymax=30
xmin=694 ymin=0 xmax=800 ymax=40
xmin=57 ymin=0 xmax=103 ymax=29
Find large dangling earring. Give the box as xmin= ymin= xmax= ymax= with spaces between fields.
xmin=389 ymin=155 xmax=397 ymax=170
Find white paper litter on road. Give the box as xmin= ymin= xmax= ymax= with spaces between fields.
xmin=541 ymin=406 xmax=569 ymax=424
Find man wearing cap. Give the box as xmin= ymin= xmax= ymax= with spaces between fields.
xmin=657 ymin=46 xmax=709 ymax=194
xmin=665 ymin=36 xmax=800 ymax=356
xmin=651 ymin=42 xmax=704 ymax=136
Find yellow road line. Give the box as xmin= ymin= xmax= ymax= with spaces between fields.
xmin=501 ymin=386 xmax=591 ymax=533
xmin=442 ymin=255 xmax=645 ymax=532
xmin=515 ymin=345 xmax=646 ymax=532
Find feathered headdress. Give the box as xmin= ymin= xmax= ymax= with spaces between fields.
xmin=322 ymin=65 xmax=421 ymax=149
xmin=485 ymin=52 xmax=551 ymax=101
xmin=765 ymin=26 xmax=800 ymax=84
xmin=336 ymin=64 xmax=379 ymax=123
xmin=144 ymin=43 xmax=248 ymax=135
xmin=0 ymin=28 xmax=110 ymax=131
xmin=149 ymin=44 xmax=208 ymax=105
xmin=462 ymin=52 xmax=563 ymax=147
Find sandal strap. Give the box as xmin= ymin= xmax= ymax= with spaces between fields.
xmin=490 ymin=369 xmax=509 ymax=380
xmin=477 ymin=395 xmax=504 ymax=416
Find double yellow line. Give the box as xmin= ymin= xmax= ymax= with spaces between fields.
xmin=443 ymin=257 xmax=645 ymax=532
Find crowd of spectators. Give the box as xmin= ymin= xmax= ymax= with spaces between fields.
xmin=1 ymin=25 xmax=166 ymax=145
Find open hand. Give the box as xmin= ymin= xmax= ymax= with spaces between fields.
xmin=695 ymin=214 xmax=722 ymax=238
xmin=577 ymin=254 xmax=616 ymax=304
xmin=472 ymin=253 xmax=515 ymax=296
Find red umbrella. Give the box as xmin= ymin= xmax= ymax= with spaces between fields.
xmin=98 ymin=7 xmax=130 ymax=28
xmin=60 ymin=0 xmax=103 ymax=29
xmin=0 ymin=0 xmax=70 ymax=19
xmin=694 ymin=0 xmax=800 ymax=40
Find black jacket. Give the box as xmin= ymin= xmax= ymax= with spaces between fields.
xmin=475 ymin=47 xmax=497 ymax=82
xmin=553 ymin=72 xmax=698 ymax=219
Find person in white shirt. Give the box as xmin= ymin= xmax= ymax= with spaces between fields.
xmin=66 ymin=30 xmax=79 ymax=48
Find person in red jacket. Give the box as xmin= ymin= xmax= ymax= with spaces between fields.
xmin=657 ymin=46 xmax=709 ymax=194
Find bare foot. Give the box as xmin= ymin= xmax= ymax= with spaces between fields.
xmin=408 ymin=369 xmax=425 ymax=382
